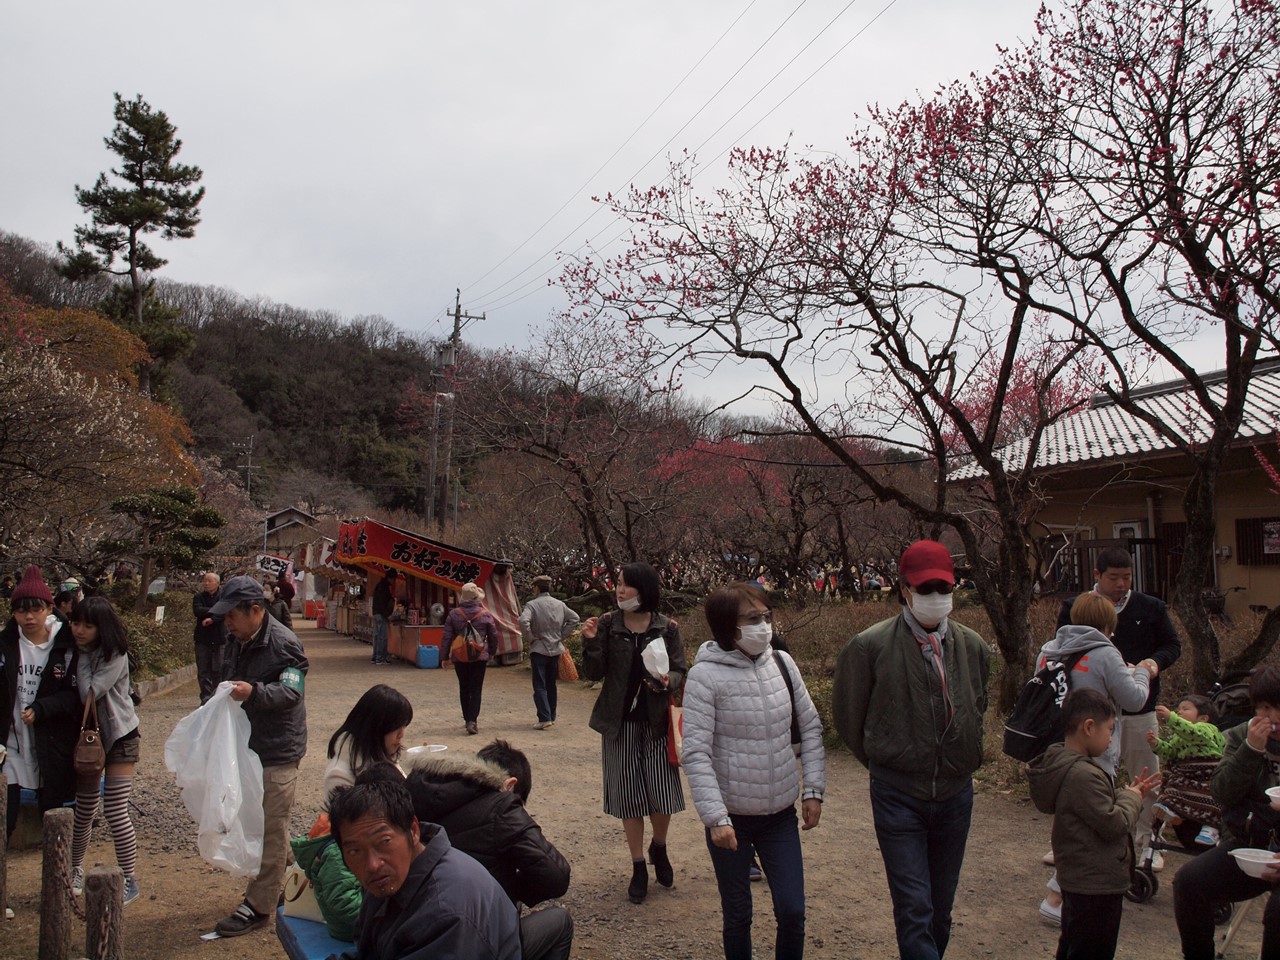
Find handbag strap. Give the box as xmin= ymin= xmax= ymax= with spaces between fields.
xmin=80 ymin=692 xmax=99 ymax=732
xmin=772 ymin=651 xmax=801 ymax=745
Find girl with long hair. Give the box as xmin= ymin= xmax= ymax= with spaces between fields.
xmin=323 ymin=684 xmax=414 ymax=800
xmin=68 ymin=596 xmax=141 ymax=905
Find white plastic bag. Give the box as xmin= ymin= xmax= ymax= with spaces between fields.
xmin=164 ymin=682 xmax=264 ymax=877
xmin=641 ymin=637 xmax=669 ymax=679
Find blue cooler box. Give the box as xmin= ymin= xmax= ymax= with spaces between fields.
xmin=416 ymin=645 xmax=440 ymax=669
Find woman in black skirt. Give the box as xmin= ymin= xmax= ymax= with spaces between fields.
xmin=581 ymin=561 xmax=686 ymax=904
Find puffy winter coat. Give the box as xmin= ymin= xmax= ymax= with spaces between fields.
xmin=405 ymin=753 xmax=570 ymax=907
xmin=1038 ymin=625 xmax=1150 ymax=776
xmin=833 ymin=613 xmax=990 ymax=802
xmin=290 ymin=833 xmax=362 ymax=941
xmin=1028 ymin=743 xmax=1142 ymax=894
xmin=682 ymin=640 xmax=825 ymax=827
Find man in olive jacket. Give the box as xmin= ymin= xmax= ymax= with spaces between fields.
xmin=833 ymin=540 xmax=990 ymax=960
xmin=1174 ymin=664 xmax=1280 ymax=959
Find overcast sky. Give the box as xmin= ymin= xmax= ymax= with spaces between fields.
xmin=3 ymin=0 xmax=1219 ymax=385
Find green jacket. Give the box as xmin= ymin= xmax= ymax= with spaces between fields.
xmin=1028 ymin=744 xmax=1142 ymax=894
xmin=832 ymin=612 xmax=990 ymax=801
xmin=291 ymin=833 xmax=363 ymax=942
xmin=1211 ymin=722 xmax=1280 ymax=847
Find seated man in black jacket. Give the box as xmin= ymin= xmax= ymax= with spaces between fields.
xmin=406 ymin=740 xmax=573 ymax=960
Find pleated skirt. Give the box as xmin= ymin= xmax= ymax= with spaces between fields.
xmin=601 ymin=717 xmax=686 ymax=819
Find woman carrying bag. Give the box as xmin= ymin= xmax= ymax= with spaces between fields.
xmin=68 ymin=596 xmax=141 ymax=905
xmin=581 ymin=561 xmax=686 ymax=904
xmin=682 ymin=583 xmax=825 ymax=960
xmin=443 ymin=582 xmax=499 ymax=735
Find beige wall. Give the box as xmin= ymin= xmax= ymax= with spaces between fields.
xmin=1029 ymin=447 xmax=1280 ymax=618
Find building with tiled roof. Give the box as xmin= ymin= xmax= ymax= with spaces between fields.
xmin=956 ymin=357 xmax=1280 ymax=618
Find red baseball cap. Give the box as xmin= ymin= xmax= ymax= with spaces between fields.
xmin=899 ymin=541 xmax=955 ymax=587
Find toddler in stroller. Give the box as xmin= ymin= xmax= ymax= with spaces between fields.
xmin=1147 ymin=695 xmax=1226 ymax=847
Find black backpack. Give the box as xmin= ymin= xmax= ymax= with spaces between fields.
xmin=1002 ymin=646 xmax=1100 ymax=762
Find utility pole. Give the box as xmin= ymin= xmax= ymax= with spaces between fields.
xmin=429 ymin=290 xmax=483 ymax=534
xmin=233 ymin=436 xmax=260 ymax=503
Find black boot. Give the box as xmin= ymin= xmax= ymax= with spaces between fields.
xmin=627 ymin=858 xmax=648 ymax=903
xmin=649 ymin=840 xmax=674 ymax=887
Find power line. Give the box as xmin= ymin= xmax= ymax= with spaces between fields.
xmin=467 ymin=0 xmax=816 ymax=310
xmin=463 ymin=0 xmax=763 ymax=296
xmin=470 ymin=0 xmax=898 ymax=318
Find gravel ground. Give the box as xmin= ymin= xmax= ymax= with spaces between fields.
xmin=0 ymin=622 xmax=1266 ymax=959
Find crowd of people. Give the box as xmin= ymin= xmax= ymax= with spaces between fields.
xmin=5 ymin=541 xmax=1280 ymax=960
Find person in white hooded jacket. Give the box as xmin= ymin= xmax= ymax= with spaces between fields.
xmin=682 ymin=583 xmax=825 ymax=960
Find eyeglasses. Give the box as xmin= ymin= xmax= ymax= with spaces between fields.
xmin=912 ymin=582 xmax=954 ymax=596
xmin=737 ymin=611 xmax=774 ymax=625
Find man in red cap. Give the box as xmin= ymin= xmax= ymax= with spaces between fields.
xmin=832 ymin=540 xmax=991 ymax=960
xmin=1 ymin=565 xmax=82 ymax=839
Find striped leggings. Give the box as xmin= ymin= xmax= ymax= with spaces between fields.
xmin=72 ymin=775 xmax=137 ymax=880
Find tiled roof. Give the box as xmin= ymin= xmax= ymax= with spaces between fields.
xmin=951 ymin=358 xmax=1280 ymax=479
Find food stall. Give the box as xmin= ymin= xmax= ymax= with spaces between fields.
xmin=333 ymin=517 xmax=522 ymax=667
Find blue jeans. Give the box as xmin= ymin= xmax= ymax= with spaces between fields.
xmin=870 ymin=778 xmax=974 ymax=960
xmin=372 ymin=614 xmax=388 ymax=662
xmin=531 ymin=651 xmax=559 ymax=722
xmin=705 ymin=806 xmax=805 ymax=960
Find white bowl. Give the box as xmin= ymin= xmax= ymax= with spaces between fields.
xmin=1230 ymin=848 xmax=1280 ymax=878
xmin=1267 ymin=786 xmax=1280 ymax=811
xmin=403 ymin=744 xmax=448 ymax=759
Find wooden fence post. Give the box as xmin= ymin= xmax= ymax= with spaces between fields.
xmin=39 ymin=806 xmax=73 ymax=960
xmin=0 ymin=773 xmax=7 ymax=921
xmin=85 ymin=867 xmax=123 ymax=960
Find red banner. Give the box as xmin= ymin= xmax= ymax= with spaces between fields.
xmin=334 ymin=519 xmax=496 ymax=590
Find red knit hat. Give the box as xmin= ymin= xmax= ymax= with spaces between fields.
xmin=10 ymin=564 xmax=54 ymax=605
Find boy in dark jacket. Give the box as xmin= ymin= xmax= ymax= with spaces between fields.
xmin=1 ymin=565 xmax=81 ymax=839
xmin=406 ymin=741 xmax=573 ymax=960
xmin=1028 ymin=689 xmax=1159 ymax=960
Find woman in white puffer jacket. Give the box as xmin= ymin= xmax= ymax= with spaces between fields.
xmin=682 ymin=583 xmax=825 ymax=960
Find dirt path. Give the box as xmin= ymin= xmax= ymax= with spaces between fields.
xmin=0 ymin=623 xmax=1259 ymax=958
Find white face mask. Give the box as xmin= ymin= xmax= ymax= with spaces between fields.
xmin=909 ymin=591 xmax=953 ymax=626
xmin=736 ymin=622 xmax=772 ymax=656
xmin=618 ymin=595 xmax=642 ymax=613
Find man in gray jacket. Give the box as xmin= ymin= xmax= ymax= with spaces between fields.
xmin=518 ymin=576 xmax=580 ymax=730
xmin=210 ymin=575 xmax=309 ymax=937
xmin=833 ymin=540 xmax=990 ymax=960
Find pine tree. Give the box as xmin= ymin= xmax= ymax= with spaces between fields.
xmin=58 ymin=93 xmax=205 ymax=397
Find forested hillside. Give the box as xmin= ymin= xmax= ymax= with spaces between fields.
xmin=1 ymin=231 xmax=443 ymax=516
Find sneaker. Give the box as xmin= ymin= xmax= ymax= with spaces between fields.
xmin=1146 ymin=850 xmax=1165 ymax=873
xmin=72 ymin=867 xmax=84 ymax=897
xmin=123 ymin=878 xmax=140 ymax=906
xmin=1039 ymin=898 xmax=1062 ymax=925
xmin=534 ymin=720 xmax=555 ymax=730
xmin=1041 ymin=850 xmax=1055 ymax=866
xmin=1195 ymin=825 xmax=1221 ymax=847
xmin=749 ymin=862 xmax=764 ymax=882
xmin=215 ymin=902 xmax=269 ymax=937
